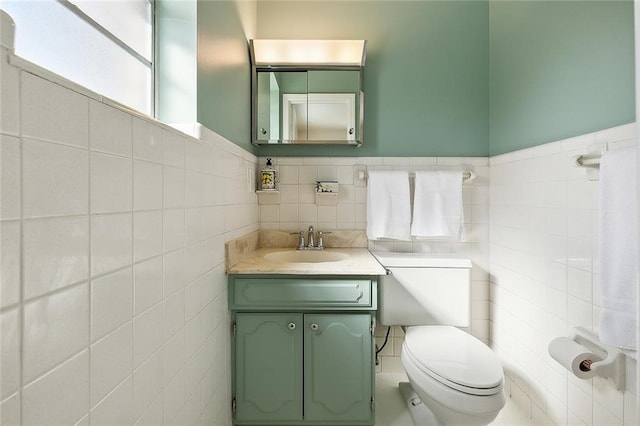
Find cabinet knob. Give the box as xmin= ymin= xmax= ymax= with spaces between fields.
xmin=310 ymin=323 xmax=319 ymax=331
xmin=288 ymin=322 xmax=296 ymax=330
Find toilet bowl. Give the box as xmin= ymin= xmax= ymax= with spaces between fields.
xmin=373 ymin=252 xmax=505 ymax=426
xmin=401 ymin=326 xmax=505 ymax=425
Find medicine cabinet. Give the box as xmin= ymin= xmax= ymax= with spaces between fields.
xmin=250 ymin=39 xmax=366 ymax=147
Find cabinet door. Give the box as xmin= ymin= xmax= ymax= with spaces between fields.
xmin=235 ymin=313 xmax=303 ymax=423
xmin=304 ymin=314 xmax=373 ymax=424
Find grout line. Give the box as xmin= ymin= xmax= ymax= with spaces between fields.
xmin=129 ymin=116 xmax=136 ymax=423
xmin=160 ymin=126 xmax=167 ymax=425
xmin=17 ymin=64 xmax=25 ymax=425
xmin=86 ymin=94 xmax=93 ymax=419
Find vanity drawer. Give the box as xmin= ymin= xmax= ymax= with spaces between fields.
xmin=229 ymin=277 xmax=376 ymax=310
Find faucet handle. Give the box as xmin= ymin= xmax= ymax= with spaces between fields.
xmin=290 ymin=231 xmax=305 ymax=249
xmin=317 ymin=231 xmax=332 ymax=249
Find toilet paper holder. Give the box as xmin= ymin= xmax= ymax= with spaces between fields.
xmin=568 ymin=327 xmax=626 ymax=390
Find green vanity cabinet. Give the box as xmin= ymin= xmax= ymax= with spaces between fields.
xmin=229 ymin=275 xmax=378 ymax=426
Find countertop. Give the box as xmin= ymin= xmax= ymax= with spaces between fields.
xmin=226 ymin=247 xmax=386 ymax=276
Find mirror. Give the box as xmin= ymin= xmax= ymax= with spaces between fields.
xmin=254 ymin=70 xmax=363 ymax=145
xmin=282 ymin=93 xmax=355 ymax=141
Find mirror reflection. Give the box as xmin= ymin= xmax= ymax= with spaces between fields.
xmin=254 ymin=70 xmax=363 ymax=145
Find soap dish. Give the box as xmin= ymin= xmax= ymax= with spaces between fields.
xmin=315 ymin=181 xmax=339 ymax=193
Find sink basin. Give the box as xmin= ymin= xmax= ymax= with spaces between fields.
xmin=264 ymin=250 xmax=349 ymax=264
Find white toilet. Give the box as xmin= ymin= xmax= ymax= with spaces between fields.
xmin=374 ymin=252 xmax=505 ymax=426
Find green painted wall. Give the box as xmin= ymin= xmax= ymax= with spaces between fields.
xmin=489 ymin=0 xmax=634 ymax=156
xmin=255 ymin=0 xmax=490 ymax=157
xmin=187 ymin=0 xmax=634 ymax=157
xmin=197 ymin=0 xmax=254 ymax=152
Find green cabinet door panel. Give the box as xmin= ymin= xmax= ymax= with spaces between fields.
xmin=304 ymin=314 xmax=373 ymax=424
xmin=235 ymin=313 xmax=304 ymax=423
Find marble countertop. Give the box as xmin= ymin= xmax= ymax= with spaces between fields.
xmin=227 ymin=247 xmax=386 ymax=276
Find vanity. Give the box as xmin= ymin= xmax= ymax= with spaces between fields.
xmin=227 ymin=240 xmax=385 ymax=426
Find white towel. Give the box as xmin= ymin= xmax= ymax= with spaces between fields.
xmin=598 ymin=146 xmax=638 ymax=349
xmin=366 ymin=171 xmax=411 ymax=241
xmin=411 ymin=171 xmax=465 ymax=241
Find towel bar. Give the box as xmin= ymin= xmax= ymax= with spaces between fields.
xmin=357 ymin=170 xmax=476 ymax=183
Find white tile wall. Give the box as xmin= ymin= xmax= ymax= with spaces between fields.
xmin=90 ymin=152 xmax=132 ymax=214
xmin=0 ymin=135 xmax=21 ymax=220
xmin=89 ymin=101 xmax=133 ymax=157
xmin=21 ymin=71 xmax=89 ymax=149
xmin=91 ymin=267 xmax=134 ymax=341
xmin=133 ymin=211 xmax=163 ymax=262
xmin=1 ymin=221 xmax=21 ymax=307
xmin=0 ymin=308 xmax=20 ymax=399
xmin=489 ymin=123 xmax=638 ymax=426
xmin=23 ymin=138 xmax=89 ymax=217
xmin=23 ymin=215 xmax=89 ymax=299
xmin=21 ymin=350 xmax=90 ymax=425
xmin=0 ymin=48 xmax=257 ymax=425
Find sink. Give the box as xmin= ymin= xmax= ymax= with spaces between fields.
xmin=264 ymin=250 xmax=349 ymax=264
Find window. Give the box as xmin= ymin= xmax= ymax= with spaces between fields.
xmin=1 ymin=0 xmax=154 ymax=115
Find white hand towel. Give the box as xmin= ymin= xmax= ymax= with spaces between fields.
xmin=598 ymin=146 xmax=638 ymax=349
xmin=366 ymin=171 xmax=411 ymax=241
xmin=411 ymin=171 xmax=465 ymax=241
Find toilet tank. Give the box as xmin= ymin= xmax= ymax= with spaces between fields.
xmin=373 ymin=252 xmax=472 ymax=327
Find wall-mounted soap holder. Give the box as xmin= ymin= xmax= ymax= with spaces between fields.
xmin=315 ymin=181 xmax=339 ymax=205
xmin=256 ymin=190 xmax=280 ymax=205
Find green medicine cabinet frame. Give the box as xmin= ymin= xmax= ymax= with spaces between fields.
xmin=228 ymin=275 xmax=378 ymax=426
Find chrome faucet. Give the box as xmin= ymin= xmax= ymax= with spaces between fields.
xmin=290 ymin=226 xmax=332 ymax=250
xmin=307 ymin=226 xmax=315 ymax=248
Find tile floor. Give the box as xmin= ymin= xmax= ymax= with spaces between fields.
xmin=375 ymin=373 xmax=535 ymax=426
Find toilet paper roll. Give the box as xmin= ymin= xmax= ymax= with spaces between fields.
xmin=548 ymin=337 xmax=599 ymax=379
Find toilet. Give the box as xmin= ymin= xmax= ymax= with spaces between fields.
xmin=373 ymin=252 xmax=505 ymax=426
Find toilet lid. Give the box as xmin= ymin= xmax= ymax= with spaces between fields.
xmin=403 ymin=326 xmax=503 ymax=395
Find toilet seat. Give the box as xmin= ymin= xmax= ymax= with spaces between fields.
xmin=403 ymin=326 xmax=503 ymax=396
